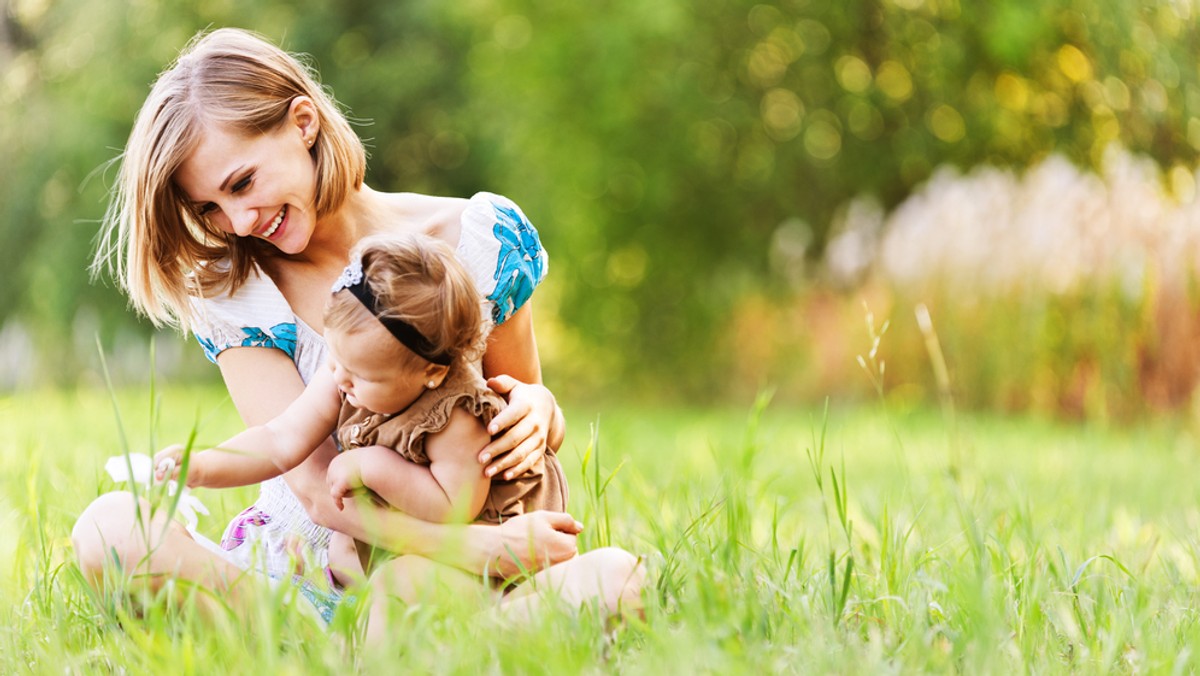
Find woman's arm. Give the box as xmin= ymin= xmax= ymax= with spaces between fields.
xmin=328 ymin=406 xmax=491 ymax=522
xmin=477 ymin=302 xmax=566 ymax=478
xmin=336 ymin=497 xmax=584 ymax=577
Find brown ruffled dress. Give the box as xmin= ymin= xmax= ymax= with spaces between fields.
xmin=335 ymin=363 xmax=568 ymax=523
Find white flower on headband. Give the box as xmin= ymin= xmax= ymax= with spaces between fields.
xmin=104 ymin=452 xmax=210 ymax=533
xmin=331 ymin=258 xmax=364 ymax=293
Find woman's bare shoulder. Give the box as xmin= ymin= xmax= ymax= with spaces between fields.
xmin=386 ymin=192 xmax=472 ymax=245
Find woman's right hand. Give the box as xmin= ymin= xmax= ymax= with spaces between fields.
xmin=479 ymin=510 xmax=582 ymax=578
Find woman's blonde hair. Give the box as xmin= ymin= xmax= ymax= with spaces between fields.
xmin=92 ymin=27 xmax=366 ymax=329
xmin=325 ymin=234 xmax=484 ymax=370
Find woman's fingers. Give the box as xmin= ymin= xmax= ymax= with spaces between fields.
xmin=485 ymin=374 xmax=520 ymax=396
xmin=484 ymin=395 xmax=529 ymax=439
xmin=482 ymin=420 xmax=544 ymax=476
xmin=480 ymin=411 xmax=532 ymax=464
xmin=493 ymin=511 xmax=582 ymax=574
xmin=539 ymin=510 xmax=585 ymax=535
xmin=498 ymin=438 xmax=542 ymax=479
xmin=480 ymin=377 xmax=555 ymax=476
xmin=533 ymin=513 xmax=580 ymax=565
xmin=479 ymin=396 xmax=530 ymax=464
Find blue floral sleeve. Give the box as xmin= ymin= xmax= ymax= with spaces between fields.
xmin=189 ymin=268 xmax=299 ymax=363
xmin=457 ymin=193 xmax=549 ymax=325
xmin=195 ymin=322 xmax=298 ymax=363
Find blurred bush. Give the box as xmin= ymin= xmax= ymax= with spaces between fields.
xmin=738 ymin=146 xmax=1200 ymax=421
xmin=4 ymin=0 xmax=1200 ymax=416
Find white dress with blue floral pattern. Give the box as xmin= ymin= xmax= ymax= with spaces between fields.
xmin=186 ymin=193 xmax=548 ymax=621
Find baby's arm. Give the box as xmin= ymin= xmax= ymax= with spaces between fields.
xmin=156 ymin=368 xmax=342 ymax=488
xmin=328 ymin=406 xmax=491 ymax=523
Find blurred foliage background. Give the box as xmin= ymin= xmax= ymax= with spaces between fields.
xmin=4 ymin=0 xmax=1200 ymax=420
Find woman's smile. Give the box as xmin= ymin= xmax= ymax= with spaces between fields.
xmin=258 ymin=204 xmax=287 ymax=240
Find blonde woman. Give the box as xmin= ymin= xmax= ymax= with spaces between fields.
xmin=73 ymin=28 xmax=640 ymax=622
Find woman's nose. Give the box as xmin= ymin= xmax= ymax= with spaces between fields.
xmin=228 ymin=205 xmax=258 ymax=237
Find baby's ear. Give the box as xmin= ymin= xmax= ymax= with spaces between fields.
xmin=424 ymin=363 xmax=451 ymax=388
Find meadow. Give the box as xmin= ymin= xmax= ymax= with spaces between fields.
xmin=3 ymin=381 xmax=1200 ymax=673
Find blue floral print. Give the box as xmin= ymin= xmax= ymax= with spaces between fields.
xmin=197 ymin=322 xmax=298 ymax=363
xmin=487 ymin=203 xmax=547 ymax=324
xmin=197 ymin=335 xmax=221 ymax=363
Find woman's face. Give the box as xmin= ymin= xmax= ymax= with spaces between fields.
xmin=174 ymin=114 xmax=319 ymax=256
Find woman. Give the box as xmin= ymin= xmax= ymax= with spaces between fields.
xmin=73 ymin=27 xmax=641 ymax=624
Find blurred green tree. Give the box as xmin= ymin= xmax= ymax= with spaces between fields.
xmin=3 ymin=0 xmax=1198 ymax=396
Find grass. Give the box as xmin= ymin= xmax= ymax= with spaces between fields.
xmin=3 ymin=382 xmax=1200 ymax=672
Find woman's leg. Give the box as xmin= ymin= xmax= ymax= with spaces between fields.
xmin=365 ymin=554 xmax=489 ymax=644
xmin=326 ymin=531 xmax=366 ymax=588
xmin=500 ymin=547 xmax=645 ymax=620
xmin=71 ymin=491 xmax=255 ymax=613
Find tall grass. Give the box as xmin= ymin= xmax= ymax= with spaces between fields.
xmin=4 ymin=375 xmax=1200 ymax=670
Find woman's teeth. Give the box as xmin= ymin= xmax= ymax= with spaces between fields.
xmin=262 ymin=205 xmax=286 ymax=238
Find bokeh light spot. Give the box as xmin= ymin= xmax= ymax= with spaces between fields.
xmin=835 ymin=55 xmax=872 ymax=94
xmin=928 ymin=104 xmax=965 ymax=143
xmin=876 ymin=60 xmax=913 ymax=101
xmin=804 ymin=115 xmax=842 ymax=160
xmin=995 ymin=72 xmax=1030 ymax=111
xmin=761 ymin=88 xmax=804 ymax=141
xmin=1057 ymin=44 xmax=1092 ymax=83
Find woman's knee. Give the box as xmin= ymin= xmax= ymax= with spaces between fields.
xmin=580 ymin=547 xmax=645 ymax=611
xmin=71 ymin=491 xmax=153 ymax=581
xmin=370 ymin=555 xmax=480 ymax=606
xmin=369 ymin=555 xmax=431 ymax=602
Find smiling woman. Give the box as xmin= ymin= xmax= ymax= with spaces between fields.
xmin=77 ymin=27 xmax=642 ymax=633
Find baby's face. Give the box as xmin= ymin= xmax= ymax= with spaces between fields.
xmin=326 ymin=325 xmax=426 ymax=415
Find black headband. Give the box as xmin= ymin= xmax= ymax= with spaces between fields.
xmin=331 ymin=259 xmax=453 ymax=365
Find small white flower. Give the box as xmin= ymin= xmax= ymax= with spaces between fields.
xmin=175 ymin=492 xmax=211 ymax=533
xmin=105 ymin=453 xmax=154 ymax=487
xmin=330 ymin=257 xmax=364 ymax=293
xmin=104 ymin=452 xmax=208 ymax=532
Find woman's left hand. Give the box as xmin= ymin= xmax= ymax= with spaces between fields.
xmin=480 ymin=375 xmax=560 ymax=479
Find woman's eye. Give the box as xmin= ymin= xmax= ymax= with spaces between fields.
xmin=197 ymin=202 xmax=217 ymax=216
xmin=231 ymin=175 xmax=252 ymax=193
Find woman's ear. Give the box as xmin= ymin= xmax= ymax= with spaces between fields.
xmin=288 ymin=96 xmax=321 ymax=146
xmin=424 ymin=363 xmax=451 ymax=389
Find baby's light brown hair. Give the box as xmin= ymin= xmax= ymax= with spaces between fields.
xmin=325 ymin=234 xmax=484 ymax=370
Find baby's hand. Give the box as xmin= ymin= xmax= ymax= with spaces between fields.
xmin=327 ymin=451 xmax=364 ymax=511
xmin=153 ymin=444 xmax=185 ymax=482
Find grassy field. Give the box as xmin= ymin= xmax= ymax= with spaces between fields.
xmin=3 ymin=383 xmax=1200 ymax=672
